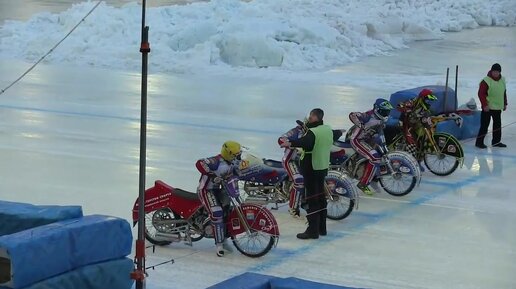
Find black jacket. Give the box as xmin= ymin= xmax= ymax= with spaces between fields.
xmin=290 ymin=121 xmax=342 ymax=173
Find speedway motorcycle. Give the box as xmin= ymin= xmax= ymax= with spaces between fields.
xmin=387 ymin=114 xmax=464 ymax=176
xmin=237 ymin=151 xmax=358 ymax=220
xmin=132 ymin=175 xmax=279 ymax=258
xmin=330 ymin=133 xmax=421 ymax=197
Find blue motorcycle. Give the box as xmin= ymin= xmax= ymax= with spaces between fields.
xmin=330 ymin=131 xmax=421 ymax=197
xmin=238 ymin=151 xmax=357 ymax=220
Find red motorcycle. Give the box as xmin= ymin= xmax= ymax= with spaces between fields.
xmin=132 ymin=175 xmax=280 ymax=258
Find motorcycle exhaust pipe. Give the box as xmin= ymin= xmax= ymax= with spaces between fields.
xmin=152 ymin=219 xmax=188 ymax=226
xmin=244 ymin=196 xmax=270 ymax=205
xmin=154 ymin=232 xmax=183 ymax=242
xmin=244 ymin=185 xmax=277 ymax=191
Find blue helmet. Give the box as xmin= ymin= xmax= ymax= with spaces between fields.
xmin=373 ymin=98 xmax=393 ymax=120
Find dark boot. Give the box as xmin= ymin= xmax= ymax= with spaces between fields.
xmin=297 ymin=212 xmax=320 ymax=240
xmin=319 ymin=209 xmax=327 ymax=236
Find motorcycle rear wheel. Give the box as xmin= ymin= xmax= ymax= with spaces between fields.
xmin=143 ymin=208 xmax=176 ymax=246
xmin=141 ymin=208 xmax=204 ymax=245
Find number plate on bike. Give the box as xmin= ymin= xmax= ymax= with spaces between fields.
xmin=232 ymin=219 xmax=241 ymax=230
xmin=246 ymin=211 xmax=255 ymax=220
xmin=438 ymin=137 xmax=446 ymax=147
xmin=399 ymin=166 xmax=411 ymax=173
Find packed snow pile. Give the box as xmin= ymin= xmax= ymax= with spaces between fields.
xmin=0 ymin=0 xmax=515 ymax=73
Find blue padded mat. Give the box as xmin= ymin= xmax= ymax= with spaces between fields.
xmin=0 ymin=215 xmax=132 ymax=289
xmin=20 ymin=258 xmax=134 ymax=289
xmin=0 ymin=201 xmax=83 ymax=236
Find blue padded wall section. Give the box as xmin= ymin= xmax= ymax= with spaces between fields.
xmin=20 ymin=258 xmax=134 ymax=289
xmin=0 ymin=215 xmax=132 ymax=289
xmin=0 ymin=201 xmax=82 ymax=236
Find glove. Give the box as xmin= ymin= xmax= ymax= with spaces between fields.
xmin=279 ymin=138 xmax=291 ymax=148
xmin=422 ymin=117 xmax=432 ymax=127
xmin=211 ymin=175 xmax=223 ymax=184
xmin=238 ymin=160 xmax=250 ymax=171
xmin=225 ymin=178 xmax=240 ymax=198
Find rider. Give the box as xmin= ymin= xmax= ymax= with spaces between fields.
xmin=278 ymin=121 xmax=307 ymax=218
xmin=397 ymin=88 xmax=438 ymax=165
xmin=195 ymin=141 xmax=242 ymax=257
xmin=348 ymin=98 xmax=394 ymax=195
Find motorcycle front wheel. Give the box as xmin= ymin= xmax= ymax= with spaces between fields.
xmin=379 ymin=152 xmax=419 ymax=197
xmin=325 ymin=170 xmax=355 ymax=220
xmin=232 ymin=230 xmax=276 ymax=258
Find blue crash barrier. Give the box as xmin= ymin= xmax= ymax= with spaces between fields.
xmin=20 ymin=258 xmax=134 ymax=289
xmin=435 ymin=110 xmax=481 ymax=140
xmin=387 ymin=85 xmax=458 ymax=127
xmin=0 ymin=201 xmax=83 ymax=236
xmin=270 ymin=277 xmax=368 ymax=289
xmin=0 ymin=215 xmax=132 ymax=289
xmin=436 ymin=119 xmax=463 ymax=139
xmin=206 ymin=272 xmax=274 ymax=289
xmin=207 ymin=272 xmax=368 ymax=289
xmin=459 ymin=111 xmax=481 ymax=140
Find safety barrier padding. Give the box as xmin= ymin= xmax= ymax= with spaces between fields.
xmin=0 ymin=215 xmax=132 ymax=289
xmin=436 ymin=120 xmax=463 ymax=139
xmin=459 ymin=111 xmax=481 ymax=140
xmin=207 ymin=272 xmax=369 ymax=289
xmin=206 ymin=272 xmax=275 ymax=289
xmin=388 ymin=85 xmax=457 ymax=121
xmin=0 ymin=201 xmax=83 ymax=236
xmin=270 ymin=277 xmax=368 ymax=289
xmin=20 ymin=258 xmax=134 ymax=289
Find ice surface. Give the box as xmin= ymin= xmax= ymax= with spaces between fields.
xmin=0 ymin=1 xmax=515 ymax=289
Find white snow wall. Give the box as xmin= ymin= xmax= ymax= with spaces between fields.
xmin=0 ymin=0 xmax=515 ymax=73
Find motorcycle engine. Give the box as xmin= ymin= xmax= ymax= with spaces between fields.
xmin=395 ymin=142 xmax=406 ymax=151
xmin=356 ymin=163 xmax=365 ymax=179
xmin=202 ymin=218 xmax=214 ymax=238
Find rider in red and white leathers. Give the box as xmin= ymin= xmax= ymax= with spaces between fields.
xmin=195 ymin=141 xmax=241 ymax=257
xmin=348 ymin=98 xmax=393 ymax=195
xmin=278 ymin=122 xmax=306 ymax=217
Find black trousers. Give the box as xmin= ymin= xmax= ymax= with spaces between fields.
xmin=476 ymin=110 xmax=502 ymax=145
xmin=303 ymin=169 xmax=328 ymax=213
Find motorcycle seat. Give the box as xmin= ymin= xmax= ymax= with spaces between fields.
xmin=263 ymin=159 xmax=283 ymax=168
xmin=333 ymin=140 xmax=353 ymax=149
xmin=173 ymin=188 xmax=199 ymax=200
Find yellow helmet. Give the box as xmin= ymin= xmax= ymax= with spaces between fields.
xmin=220 ymin=141 xmax=242 ymax=161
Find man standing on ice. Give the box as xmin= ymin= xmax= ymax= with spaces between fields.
xmin=476 ymin=63 xmax=508 ymax=149
xmin=280 ymin=109 xmax=341 ymax=239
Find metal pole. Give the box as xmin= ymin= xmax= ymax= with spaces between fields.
xmin=131 ymin=0 xmax=150 ymax=288
xmin=455 ymin=65 xmax=459 ymax=110
xmin=444 ymin=67 xmax=449 ymax=113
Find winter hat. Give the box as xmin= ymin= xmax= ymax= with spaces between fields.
xmin=491 ymin=63 xmax=502 ymax=72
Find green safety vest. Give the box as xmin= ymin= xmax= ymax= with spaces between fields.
xmin=483 ymin=76 xmax=506 ymax=110
xmin=302 ymin=125 xmax=333 ymax=170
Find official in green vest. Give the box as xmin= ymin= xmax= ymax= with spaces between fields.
xmin=476 ymin=63 xmax=508 ymax=148
xmin=280 ymin=108 xmax=343 ymax=240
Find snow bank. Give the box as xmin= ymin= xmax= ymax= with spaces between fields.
xmin=0 ymin=0 xmax=514 ymax=73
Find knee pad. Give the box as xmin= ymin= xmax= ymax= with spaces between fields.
xmin=211 ymin=206 xmax=223 ymax=220
xmin=292 ymin=174 xmax=304 ymax=187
